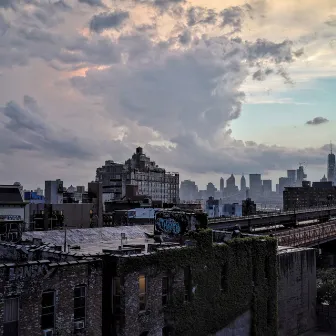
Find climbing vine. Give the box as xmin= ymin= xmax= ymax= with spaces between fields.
xmin=117 ymin=230 xmax=277 ymax=336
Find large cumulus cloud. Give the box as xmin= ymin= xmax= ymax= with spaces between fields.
xmin=0 ymin=0 xmax=335 ymax=187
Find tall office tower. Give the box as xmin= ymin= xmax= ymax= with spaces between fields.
xmin=206 ymin=182 xmax=217 ymax=198
xmin=296 ymin=165 xmax=307 ymax=187
xmin=262 ymin=180 xmax=272 ymax=195
xmin=327 ymin=143 xmax=335 ymax=184
xmin=287 ymin=170 xmax=296 ymax=186
xmin=249 ymin=174 xmax=262 ymax=197
xmin=279 ymin=177 xmax=290 ymax=194
xmin=220 ymin=177 xmax=224 ymax=192
xmin=240 ymin=175 xmax=246 ymax=193
xmin=226 ymin=174 xmax=236 ymax=188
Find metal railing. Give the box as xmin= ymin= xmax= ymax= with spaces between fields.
xmin=276 ymin=221 xmax=336 ymax=247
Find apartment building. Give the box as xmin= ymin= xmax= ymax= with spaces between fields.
xmin=96 ymin=147 xmax=179 ymax=204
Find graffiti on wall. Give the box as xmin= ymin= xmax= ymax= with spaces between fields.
xmin=8 ymin=263 xmax=49 ymax=280
xmin=156 ymin=217 xmax=181 ymax=235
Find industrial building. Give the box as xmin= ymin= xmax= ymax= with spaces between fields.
xmin=283 ymin=181 xmax=336 ymax=211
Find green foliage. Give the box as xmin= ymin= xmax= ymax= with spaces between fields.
xmin=117 ymin=230 xmax=277 ymax=336
xmin=317 ymin=268 xmax=336 ymax=304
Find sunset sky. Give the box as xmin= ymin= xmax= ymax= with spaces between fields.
xmin=0 ymin=0 xmax=335 ymax=189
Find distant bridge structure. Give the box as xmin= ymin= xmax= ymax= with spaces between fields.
xmin=208 ymin=206 xmax=336 ymax=232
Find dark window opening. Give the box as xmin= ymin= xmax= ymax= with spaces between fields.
xmin=74 ymin=286 xmax=86 ymax=323
xmin=112 ymin=277 xmax=121 ymax=315
xmin=184 ymin=267 xmax=192 ymax=302
xmin=162 ymin=276 xmax=171 ymax=306
xmin=4 ymin=297 xmax=19 ymax=336
xmin=162 ymin=326 xmax=174 ymax=336
xmin=139 ymin=275 xmax=147 ymax=311
xmin=140 ymin=332 xmax=149 ymax=336
xmin=221 ymin=264 xmax=228 ymax=292
xmin=41 ymin=291 xmax=55 ymax=330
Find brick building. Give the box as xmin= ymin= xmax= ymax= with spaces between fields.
xmin=283 ymin=181 xmax=336 ymax=211
xmin=0 ymin=225 xmax=317 ymax=336
xmin=0 ymin=258 xmax=102 ymax=336
xmin=1 ymin=227 xmax=278 ymax=336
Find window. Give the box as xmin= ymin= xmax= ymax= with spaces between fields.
xmin=139 ymin=275 xmax=147 ymax=311
xmin=139 ymin=332 xmax=148 ymax=336
xmin=184 ymin=267 xmax=192 ymax=302
xmin=74 ymin=286 xmax=86 ymax=323
xmin=4 ymin=297 xmax=19 ymax=336
xmin=112 ymin=277 xmax=121 ymax=314
xmin=221 ymin=265 xmax=228 ymax=292
xmin=41 ymin=291 xmax=55 ymax=330
xmin=162 ymin=276 xmax=171 ymax=306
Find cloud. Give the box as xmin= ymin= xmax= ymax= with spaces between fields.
xmin=0 ymin=0 xmax=335 ymax=187
xmin=0 ymin=96 xmax=96 ymax=159
xmin=78 ymin=0 xmax=105 ymax=7
xmin=186 ymin=6 xmax=217 ymax=26
xmin=89 ymin=11 xmax=129 ymax=33
xmin=306 ymin=117 xmax=329 ymax=126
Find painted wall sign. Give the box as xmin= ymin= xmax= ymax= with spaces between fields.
xmin=0 ymin=215 xmax=22 ymax=221
xmin=156 ymin=217 xmax=181 ymax=235
xmin=8 ymin=263 xmax=49 ymax=280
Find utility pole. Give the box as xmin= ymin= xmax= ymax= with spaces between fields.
xmin=64 ymin=222 xmax=67 ymax=252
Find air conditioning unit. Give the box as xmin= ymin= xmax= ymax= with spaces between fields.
xmin=74 ymin=320 xmax=85 ymax=330
xmin=43 ymin=330 xmax=53 ymax=336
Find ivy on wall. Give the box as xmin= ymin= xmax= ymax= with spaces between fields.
xmin=117 ymin=230 xmax=278 ymax=336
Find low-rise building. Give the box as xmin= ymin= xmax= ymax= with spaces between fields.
xmin=0 ymin=184 xmax=28 ymax=242
xmin=0 ymin=258 xmax=102 ymax=336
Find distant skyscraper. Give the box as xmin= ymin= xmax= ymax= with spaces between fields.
xmin=287 ymin=170 xmax=296 ymax=186
xmin=296 ymin=165 xmax=307 ymax=187
xmin=220 ymin=177 xmax=224 ymax=192
xmin=240 ymin=175 xmax=246 ymax=192
xmin=249 ymin=174 xmax=262 ymax=197
xmin=279 ymin=177 xmax=290 ymax=194
xmin=320 ymin=175 xmax=327 ymax=182
xmin=262 ymin=180 xmax=272 ymax=195
xmin=180 ymin=180 xmax=198 ymax=201
xmin=226 ymin=174 xmax=236 ymax=188
xmin=206 ymin=182 xmax=217 ymax=198
xmin=327 ymin=143 xmax=335 ymax=184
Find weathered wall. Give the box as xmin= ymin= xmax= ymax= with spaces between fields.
xmin=0 ymin=260 xmax=102 ymax=336
xmin=115 ymin=233 xmax=278 ymax=336
xmin=211 ymin=310 xmax=251 ymax=336
xmin=278 ymin=247 xmax=316 ymax=336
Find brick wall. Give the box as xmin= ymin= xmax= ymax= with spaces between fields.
xmin=0 ymin=260 xmax=102 ymax=336
xmin=278 ymin=248 xmax=316 ymax=336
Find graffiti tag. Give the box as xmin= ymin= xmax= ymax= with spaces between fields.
xmin=156 ymin=218 xmax=181 ymax=235
xmin=8 ymin=264 xmax=49 ymax=280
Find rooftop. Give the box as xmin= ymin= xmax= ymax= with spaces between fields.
xmin=22 ymin=225 xmax=154 ymax=246
xmin=0 ymin=185 xmax=25 ymax=204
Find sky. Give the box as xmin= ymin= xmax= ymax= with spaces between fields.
xmin=0 ymin=0 xmax=335 ymax=190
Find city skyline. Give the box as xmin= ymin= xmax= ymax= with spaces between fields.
xmin=0 ymin=0 xmax=335 ymax=189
